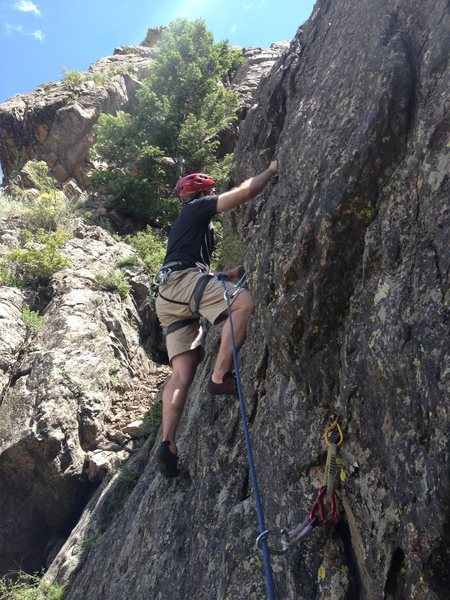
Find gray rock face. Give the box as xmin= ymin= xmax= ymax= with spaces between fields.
xmin=43 ymin=0 xmax=448 ymax=599
xmin=0 ymin=287 xmax=26 ymax=395
xmin=0 ymin=219 xmax=162 ymax=575
xmin=233 ymin=43 xmax=290 ymax=116
xmin=215 ymin=43 xmax=290 ymax=157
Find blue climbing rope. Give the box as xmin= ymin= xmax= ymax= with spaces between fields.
xmin=221 ymin=279 xmax=276 ymax=600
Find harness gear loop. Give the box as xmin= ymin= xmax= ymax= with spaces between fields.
xmin=153 ymin=261 xmax=193 ymax=287
xmin=153 ymin=266 xmax=170 ymax=287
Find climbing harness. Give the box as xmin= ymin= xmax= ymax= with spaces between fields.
xmin=154 ymin=264 xmax=245 ymax=332
xmin=154 ymin=265 xmax=246 ymax=347
xmin=153 ymin=263 xmax=215 ymax=337
xmin=153 ymin=261 xmax=208 ymax=286
xmin=257 ymin=418 xmax=344 ymax=555
xmin=220 ymin=277 xmax=276 ymax=600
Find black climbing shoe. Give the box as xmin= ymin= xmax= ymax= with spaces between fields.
xmin=206 ymin=371 xmax=237 ymax=397
xmin=155 ymin=441 xmax=180 ymax=478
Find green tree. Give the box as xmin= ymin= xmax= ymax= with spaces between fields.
xmin=90 ymin=18 xmax=243 ymax=228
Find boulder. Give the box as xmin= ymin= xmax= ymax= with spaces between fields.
xmin=85 ymin=449 xmax=125 ymax=482
xmin=122 ymin=420 xmax=146 ymax=438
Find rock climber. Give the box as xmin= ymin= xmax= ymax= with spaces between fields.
xmin=154 ymin=161 xmax=278 ymax=477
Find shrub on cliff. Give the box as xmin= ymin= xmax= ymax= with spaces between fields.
xmin=90 ymin=18 xmax=243 ymax=228
xmin=94 ymin=269 xmax=130 ymax=300
xmin=124 ymin=227 xmax=167 ymax=273
xmin=16 ymin=160 xmax=58 ymax=194
xmin=9 ymin=160 xmax=60 ymax=204
xmin=22 ymin=306 xmax=45 ymax=333
xmin=0 ymin=189 xmax=27 ymax=218
xmin=0 ymin=572 xmax=65 ymax=599
xmin=0 ymin=229 xmax=71 ymax=288
xmin=62 ymin=68 xmax=85 ymax=90
xmin=62 ymin=65 xmax=136 ymax=90
xmin=25 ymin=189 xmax=76 ymax=232
xmin=89 ymin=64 xmax=136 ymax=86
xmin=7 ymin=161 xmax=77 ymax=231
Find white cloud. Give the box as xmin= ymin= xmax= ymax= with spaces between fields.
xmin=230 ymin=24 xmax=237 ymax=33
xmin=1 ymin=17 xmax=44 ymax=41
xmin=30 ymin=28 xmax=43 ymax=42
xmin=4 ymin=20 xmax=24 ymax=35
xmin=13 ymin=1 xmax=41 ymax=16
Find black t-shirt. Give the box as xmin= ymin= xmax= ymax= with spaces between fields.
xmin=164 ymin=195 xmax=219 ymax=269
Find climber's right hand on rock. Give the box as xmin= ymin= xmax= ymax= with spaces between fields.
xmin=269 ymin=160 xmax=278 ymax=174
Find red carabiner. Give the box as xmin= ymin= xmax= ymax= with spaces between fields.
xmin=323 ymin=492 xmax=339 ymax=527
xmin=309 ymin=486 xmax=339 ymax=528
xmin=309 ymin=486 xmax=326 ymax=524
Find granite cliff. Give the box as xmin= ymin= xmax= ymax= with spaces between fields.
xmin=0 ymin=1 xmax=449 ymax=599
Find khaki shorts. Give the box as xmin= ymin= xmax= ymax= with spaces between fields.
xmin=155 ymin=268 xmax=241 ymax=363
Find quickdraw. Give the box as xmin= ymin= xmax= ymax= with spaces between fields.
xmin=257 ymin=417 xmax=344 ymax=555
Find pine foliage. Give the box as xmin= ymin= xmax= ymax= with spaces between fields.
xmin=90 ymin=19 xmax=243 ymax=228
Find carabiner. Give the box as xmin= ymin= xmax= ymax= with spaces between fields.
xmin=256 ymin=528 xmax=290 ymax=555
xmin=324 ymin=418 xmax=344 ymax=447
xmin=309 ymin=485 xmax=339 ymax=528
xmin=152 ymin=266 xmax=171 ymax=287
xmin=285 ymin=515 xmax=319 ymax=545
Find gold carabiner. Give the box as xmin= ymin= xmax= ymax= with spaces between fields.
xmin=324 ymin=418 xmax=344 ymax=447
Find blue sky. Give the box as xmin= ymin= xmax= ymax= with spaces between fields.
xmin=0 ymin=0 xmax=315 ymax=103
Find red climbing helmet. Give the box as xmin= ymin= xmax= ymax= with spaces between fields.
xmin=176 ymin=173 xmax=215 ymax=197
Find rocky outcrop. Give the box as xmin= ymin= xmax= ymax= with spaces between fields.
xmin=0 ymin=46 xmax=155 ymax=186
xmin=141 ymin=26 xmax=165 ymax=48
xmin=216 ymin=42 xmax=290 ymax=156
xmin=0 ymin=218 xmax=168 ymax=575
xmin=38 ymin=0 xmax=449 ymax=599
xmin=233 ymin=42 xmax=290 ymax=118
xmin=0 ymin=287 xmax=26 ymax=396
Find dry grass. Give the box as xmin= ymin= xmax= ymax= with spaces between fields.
xmin=0 ymin=189 xmax=27 ymax=219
